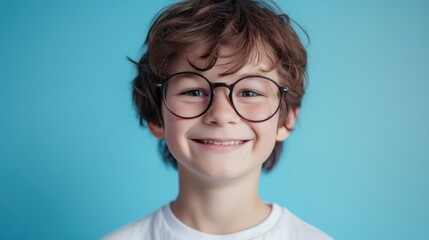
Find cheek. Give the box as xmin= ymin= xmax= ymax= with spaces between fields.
xmin=162 ymin=112 xmax=192 ymax=160
xmin=259 ymin=114 xmax=281 ymax=136
xmin=252 ymin=117 xmax=280 ymax=151
xmin=163 ymin=116 xmax=182 ymax=147
xmin=161 ymin=107 xmax=180 ymax=140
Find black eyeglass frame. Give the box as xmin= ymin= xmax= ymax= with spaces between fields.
xmin=156 ymin=71 xmax=289 ymax=123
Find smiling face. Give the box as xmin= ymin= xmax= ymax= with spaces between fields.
xmin=149 ymin=47 xmax=294 ymax=183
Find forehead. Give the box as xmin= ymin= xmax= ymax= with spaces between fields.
xmin=170 ymin=44 xmax=281 ymax=80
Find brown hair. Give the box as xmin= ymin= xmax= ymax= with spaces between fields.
xmin=131 ymin=0 xmax=307 ymax=171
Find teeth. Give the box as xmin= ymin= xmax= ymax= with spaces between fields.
xmin=201 ymin=140 xmax=244 ymax=145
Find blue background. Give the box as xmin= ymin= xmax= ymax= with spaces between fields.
xmin=1 ymin=0 xmax=428 ymax=239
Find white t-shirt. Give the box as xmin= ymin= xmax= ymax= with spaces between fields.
xmin=103 ymin=203 xmax=332 ymax=240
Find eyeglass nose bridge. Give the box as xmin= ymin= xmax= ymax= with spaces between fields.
xmin=210 ymin=82 xmax=235 ymax=95
xmin=207 ymin=81 xmax=236 ymax=110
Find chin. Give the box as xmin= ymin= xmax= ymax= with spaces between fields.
xmin=187 ymin=163 xmax=261 ymax=184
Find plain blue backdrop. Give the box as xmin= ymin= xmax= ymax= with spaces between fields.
xmin=1 ymin=0 xmax=428 ymax=239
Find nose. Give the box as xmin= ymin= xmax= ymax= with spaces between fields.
xmin=201 ymin=87 xmax=241 ymax=126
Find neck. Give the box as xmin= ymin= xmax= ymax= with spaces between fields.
xmin=171 ymin=164 xmax=271 ymax=235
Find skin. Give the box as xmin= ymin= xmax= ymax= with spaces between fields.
xmin=148 ymin=47 xmax=297 ymax=234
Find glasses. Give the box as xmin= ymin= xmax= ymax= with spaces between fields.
xmin=156 ymin=72 xmax=289 ymax=122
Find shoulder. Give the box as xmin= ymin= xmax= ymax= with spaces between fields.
xmin=101 ymin=206 xmax=170 ymax=240
xmin=271 ymin=203 xmax=333 ymax=240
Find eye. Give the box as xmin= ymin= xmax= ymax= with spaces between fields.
xmin=237 ymin=90 xmax=262 ymax=97
xmin=181 ymin=89 xmax=208 ymax=97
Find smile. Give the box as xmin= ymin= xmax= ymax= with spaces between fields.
xmin=196 ymin=140 xmax=245 ymax=146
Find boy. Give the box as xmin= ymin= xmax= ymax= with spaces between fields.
xmin=104 ymin=0 xmax=332 ymax=239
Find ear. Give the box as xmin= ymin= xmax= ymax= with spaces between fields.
xmin=148 ymin=121 xmax=165 ymax=139
xmin=276 ymin=108 xmax=299 ymax=141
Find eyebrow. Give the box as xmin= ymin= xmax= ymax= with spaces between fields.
xmin=217 ymin=72 xmax=268 ymax=80
xmin=218 ymin=65 xmax=277 ymax=79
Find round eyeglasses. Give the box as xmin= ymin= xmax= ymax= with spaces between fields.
xmin=156 ymin=72 xmax=289 ymax=122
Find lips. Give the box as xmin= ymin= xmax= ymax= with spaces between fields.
xmin=194 ymin=139 xmax=247 ymax=146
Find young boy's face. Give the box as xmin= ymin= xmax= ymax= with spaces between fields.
xmin=149 ymin=46 xmax=294 ymax=183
